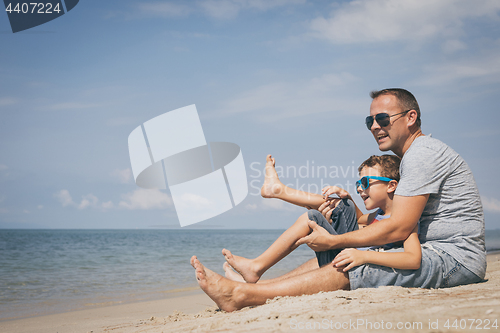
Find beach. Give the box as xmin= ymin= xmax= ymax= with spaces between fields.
xmin=1 ymin=253 xmax=499 ymax=333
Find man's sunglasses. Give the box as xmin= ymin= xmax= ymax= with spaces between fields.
xmin=365 ymin=110 xmax=411 ymax=130
xmin=356 ymin=176 xmax=395 ymax=193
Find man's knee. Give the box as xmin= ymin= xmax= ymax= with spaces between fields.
xmin=318 ymin=264 xmax=350 ymax=290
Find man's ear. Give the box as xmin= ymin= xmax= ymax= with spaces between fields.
xmin=406 ymin=109 xmax=418 ymax=128
xmin=387 ymin=180 xmax=398 ymax=194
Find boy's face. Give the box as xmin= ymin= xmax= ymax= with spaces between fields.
xmin=357 ymin=166 xmax=393 ymax=211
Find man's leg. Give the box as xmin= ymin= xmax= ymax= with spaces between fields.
xmin=192 ymin=256 xmax=349 ymax=312
xmin=223 ymin=212 xmax=313 ymax=283
xmin=261 ymin=155 xmax=339 ymax=210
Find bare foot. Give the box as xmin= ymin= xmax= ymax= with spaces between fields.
xmin=223 ymin=262 xmax=246 ymax=283
xmin=222 ymin=249 xmax=262 ymax=283
xmin=261 ymin=154 xmax=284 ymax=198
xmin=190 ymin=255 xmax=244 ymax=312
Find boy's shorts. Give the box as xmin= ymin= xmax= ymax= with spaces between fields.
xmin=307 ymin=200 xmax=482 ymax=289
xmin=307 ymin=199 xmax=358 ymax=267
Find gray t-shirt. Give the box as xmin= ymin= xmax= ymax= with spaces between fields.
xmin=395 ymin=135 xmax=486 ymax=278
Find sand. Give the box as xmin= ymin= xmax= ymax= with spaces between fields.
xmin=2 ymin=254 xmax=499 ymax=333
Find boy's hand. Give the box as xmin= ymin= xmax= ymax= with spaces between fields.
xmin=318 ymin=199 xmax=338 ymax=221
xmin=332 ymin=248 xmax=366 ymax=272
xmin=321 ymin=186 xmax=351 ymax=200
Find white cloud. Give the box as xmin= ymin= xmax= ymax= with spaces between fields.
xmin=54 ymin=189 xmax=172 ymax=211
xmin=482 ymin=196 xmax=500 ymax=213
xmin=55 ymin=190 xmax=74 ymax=207
xmin=200 ymin=0 xmax=305 ymax=19
xmin=199 ymin=0 xmax=240 ymax=19
xmin=246 ymin=203 xmax=258 ymax=210
xmin=119 ymin=189 xmax=172 ymax=210
xmin=37 ymin=205 xmax=44 ymax=209
xmin=415 ymin=52 xmax=500 ymax=86
xmin=0 ymin=98 xmax=17 ymax=106
xmin=309 ymin=0 xmax=500 ymax=44
xmin=47 ymin=102 xmax=102 ymax=111
xmin=259 ymin=198 xmax=302 ymax=212
xmin=137 ymin=2 xmax=191 ymax=17
xmin=442 ymin=39 xmax=467 ymax=53
xmin=173 ymin=193 xmax=212 ymax=210
xmin=111 ymin=168 xmax=133 ymax=184
xmin=139 ymin=0 xmax=305 ymax=20
xmin=78 ymin=194 xmax=99 ymax=210
xmin=101 ymin=201 xmax=114 ymax=210
xmin=54 ymin=190 xmax=101 ymax=210
xmin=218 ymin=72 xmax=364 ymax=121
xmin=0 ymin=164 xmax=8 ymax=171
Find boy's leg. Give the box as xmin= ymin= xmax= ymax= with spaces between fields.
xmin=261 ymin=155 xmax=338 ymax=210
xmin=309 ymin=199 xmax=359 ymax=267
xmin=223 ymin=258 xmax=320 ymax=284
xmin=223 ymin=199 xmax=358 ymax=283
xmin=252 ymin=258 xmax=319 ymax=284
xmin=223 ymin=211 xmax=312 ymax=283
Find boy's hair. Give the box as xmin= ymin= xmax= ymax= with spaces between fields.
xmin=358 ymin=155 xmax=401 ymax=182
xmin=370 ymin=88 xmax=421 ymax=128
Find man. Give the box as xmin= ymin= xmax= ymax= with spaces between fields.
xmin=190 ymin=88 xmax=486 ymax=312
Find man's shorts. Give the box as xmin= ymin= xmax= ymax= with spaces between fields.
xmin=307 ymin=200 xmax=483 ymax=289
xmin=348 ymin=244 xmax=483 ymax=290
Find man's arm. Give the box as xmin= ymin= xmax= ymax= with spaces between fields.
xmin=295 ymin=194 xmax=429 ymax=251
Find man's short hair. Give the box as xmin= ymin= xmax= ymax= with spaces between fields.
xmin=358 ymin=155 xmax=401 ymax=182
xmin=370 ymin=88 xmax=421 ymax=128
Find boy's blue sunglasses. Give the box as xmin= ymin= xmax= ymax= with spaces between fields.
xmin=356 ymin=176 xmax=394 ymax=193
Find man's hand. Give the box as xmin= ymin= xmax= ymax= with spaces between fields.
xmin=332 ymin=248 xmax=367 ymax=272
xmin=295 ymin=219 xmax=337 ymax=251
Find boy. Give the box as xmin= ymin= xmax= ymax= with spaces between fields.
xmin=222 ymin=155 xmax=421 ymax=283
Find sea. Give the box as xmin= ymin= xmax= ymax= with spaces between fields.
xmin=1 ymin=228 xmax=500 ymax=321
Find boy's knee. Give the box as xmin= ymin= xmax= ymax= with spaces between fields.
xmin=307 ymin=210 xmax=333 ymax=231
xmin=307 ymin=210 xmax=324 ymax=224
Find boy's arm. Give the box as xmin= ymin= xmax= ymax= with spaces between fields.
xmin=280 ymin=185 xmax=362 ymax=215
xmin=332 ymin=226 xmax=421 ymax=271
xmin=357 ymin=211 xmax=377 ymax=228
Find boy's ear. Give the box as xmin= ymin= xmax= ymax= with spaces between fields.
xmin=387 ymin=180 xmax=398 ymax=194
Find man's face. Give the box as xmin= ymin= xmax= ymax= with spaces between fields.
xmin=369 ymin=94 xmax=408 ymax=155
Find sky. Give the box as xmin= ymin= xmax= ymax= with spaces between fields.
xmin=1 ymin=0 xmax=500 ymax=230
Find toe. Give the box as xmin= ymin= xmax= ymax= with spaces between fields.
xmin=190 ymin=255 xmax=197 ymax=267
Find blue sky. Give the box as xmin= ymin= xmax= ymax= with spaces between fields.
xmin=1 ymin=0 xmax=500 ymax=229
